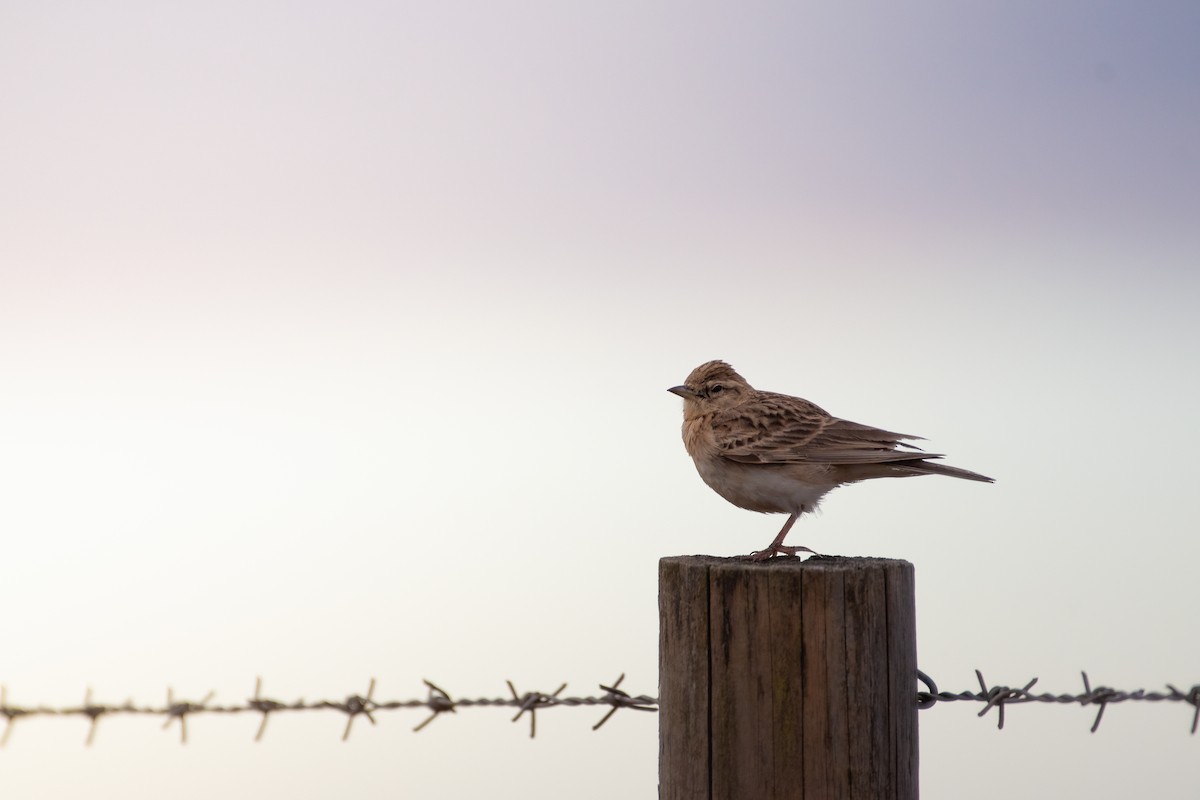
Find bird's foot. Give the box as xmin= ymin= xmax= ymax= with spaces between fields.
xmin=749 ymin=543 xmax=818 ymax=562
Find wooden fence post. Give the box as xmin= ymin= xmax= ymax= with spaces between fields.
xmin=659 ymin=556 xmax=918 ymax=800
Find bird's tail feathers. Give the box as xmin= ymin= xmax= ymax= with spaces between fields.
xmin=904 ymin=460 xmax=994 ymax=483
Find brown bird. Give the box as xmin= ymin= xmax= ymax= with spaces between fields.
xmin=668 ymin=360 xmax=993 ymax=560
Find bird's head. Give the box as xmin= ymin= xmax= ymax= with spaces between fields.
xmin=668 ymin=360 xmax=752 ymax=412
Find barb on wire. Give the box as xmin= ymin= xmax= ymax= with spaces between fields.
xmin=80 ymin=688 xmax=110 ymax=746
xmin=332 ymin=678 xmax=377 ymax=742
xmin=0 ymin=675 xmax=657 ymax=746
xmin=507 ymin=680 xmax=566 ymax=739
xmin=592 ymin=673 xmax=658 ymax=731
xmin=1 ymin=687 xmax=30 ymax=747
xmin=975 ymin=671 xmax=1039 ymax=730
xmin=1079 ymin=672 xmax=1117 ymax=733
xmin=412 ymin=680 xmax=456 ymax=733
xmin=248 ymin=677 xmax=288 ymax=743
xmin=163 ymin=688 xmax=215 ymax=744
xmin=1167 ymin=683 xmax=1200 ymax=735
xmin=917 ymin=669 xmax=1200 ymax=734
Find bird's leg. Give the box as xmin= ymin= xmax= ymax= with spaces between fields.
xmin=749 ymin=512 xmax=817 ymax=561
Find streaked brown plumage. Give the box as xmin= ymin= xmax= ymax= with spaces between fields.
xmin=668 ymin=360 xmax=993 ymax=560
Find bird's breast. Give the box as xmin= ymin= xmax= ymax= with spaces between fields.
xmin=680 ymin=413 xmax=721 ymax=460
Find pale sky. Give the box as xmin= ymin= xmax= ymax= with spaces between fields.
xmin=2 ymin=2 xmax=1198 ymax=798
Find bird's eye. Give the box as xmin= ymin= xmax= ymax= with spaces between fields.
xmin=709 ymin=384 xmax=724 ymax=395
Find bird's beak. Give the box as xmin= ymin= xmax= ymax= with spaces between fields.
xmin=668 ymin=385 xmax=698 ymax=398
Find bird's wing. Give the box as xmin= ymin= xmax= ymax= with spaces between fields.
xmin=712 ymin=393 xmax=936 ymax=466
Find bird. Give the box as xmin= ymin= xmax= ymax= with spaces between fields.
xmin=668 ymin=360 xmax=993 ymax=560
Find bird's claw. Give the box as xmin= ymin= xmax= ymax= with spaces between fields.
xmin=748 ymin=544 xmax=818 ymax=562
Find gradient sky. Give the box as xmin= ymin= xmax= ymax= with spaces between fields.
xmin=2 ymin=3 xmax=1198 ymax=798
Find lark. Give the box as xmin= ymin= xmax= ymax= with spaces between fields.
xmin=669 ymin=360 xmax=993 ymax=560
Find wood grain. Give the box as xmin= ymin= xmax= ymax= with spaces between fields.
xmin=659 ymin=556 xmax=918 ymax=800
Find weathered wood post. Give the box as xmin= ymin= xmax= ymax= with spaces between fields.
xmin=659 ymin=556 xmax=918 ymax=800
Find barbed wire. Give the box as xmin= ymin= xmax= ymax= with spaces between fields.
xmin=0 ymin=674 xmax=656 ymax=746
xmin=917 ymin=669 xmax=1200 ymax=734
xmin=3 ymin=670 xmax=1197 ymax=745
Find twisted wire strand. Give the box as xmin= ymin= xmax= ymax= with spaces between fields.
xmin=0 ymin=674 xmax=657 ymax=745
xmin=3 ymin=669 xmax=1198 ymax=745
xmin=917 ymin=669 xmax=1200 ymax=733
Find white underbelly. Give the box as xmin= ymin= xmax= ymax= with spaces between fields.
xmin=696 ymin=458 xmax=834 ymax=515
